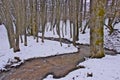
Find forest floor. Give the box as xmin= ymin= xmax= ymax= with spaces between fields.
xmin=0 ymin=44 xmax=116 ymax=80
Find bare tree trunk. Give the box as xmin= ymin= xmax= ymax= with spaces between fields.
xmin=107 ymin=0 xmax=116 ymax=34
xmin=1 ymin=0 xmax=15 ymax=49
xmin=56 ymin=0 xmax=62 ymax=46
xmin=36 ymin=0 xmax=41 ymax=42
xmin=0 ymin=17 xmax=1 ymax=25
xmin=75 ymin=0 xmax=80 ymax=41
xmin=20 ymin=0 xmax=26 ymax=43
xmin=68 ymin=0 xmax=73 ymax=38
xmin=72 ymin=0 xmax=77 ymax=46
xmin=24 ymin=0 xmax=29 ymax=46
xmin=79 ymin=0 xmax=83 ymax=31
xmin=82 ymin=19 xmax=90 ymax=34
xmin=31 ymin=0 xmax=37 ymax=38
xmin=41 ymin=0 xmax=46 ymax=42
xmin=83 ymin=0 xmax=87 ymax=20
xmin=0 ymin=2 xmax=4 ymax=25
xmin=0 ymin=7 xmax=2 ymax=25
xmin=13 ymin=0 xmax=21 ymax=52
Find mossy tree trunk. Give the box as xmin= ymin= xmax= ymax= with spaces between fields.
xmin=90 ymin=0 xmax=106 ymax=58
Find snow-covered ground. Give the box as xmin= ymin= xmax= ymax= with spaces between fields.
xmin=0 ymin=20 xmax=120 ymax=80
xmin=0 ymin=24 xmax=77 ymax=70
xmin=44 ymin=54 xmax=120 ymax=80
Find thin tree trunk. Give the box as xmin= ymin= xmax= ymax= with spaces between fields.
xmin=79 ymin=0 xmax=83 ymax=31
xmin=41 ymin=0 xmax=46 ymax=42
xmin=56 ymin=0 xmax=62 ymax=46
xmin=83 ymin=0 xmax=87 ymax=20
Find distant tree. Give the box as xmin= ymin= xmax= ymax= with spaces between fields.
xmin=31 ymin=0 xmax=37 ymax=38
xmin=104 ymin=0 xmax=120 ymax=34
xmin=22 ymin=0 xmax=28 ymax=46
xmin=0 ymin=17 xmax=2 ymax=25
xmin=79 ymin=0 xmax=83 ymax=31
xmin=72 ymin=0 xmax=77 ymax=46
xmin=56 ymin=0 xmax=62 ymax=46
xmin=40 ymin=0 xmax=47 ymax=42
xmin=68 ymin=0 xmax=73 ymax=38
xmin=62 ymin=0 xmax=68 ymax=36
xmin=82 ymin=0 xmax=90 ymax=34
xmin=0 ymin=3 xmax=2 ymax=25
xmin=75 ymin=0 xmax=80 ymax=41
xmin=83 ymin=0 xmax=87 ymax=20
xmin=106 ymin=0 xmax=116 ymax=34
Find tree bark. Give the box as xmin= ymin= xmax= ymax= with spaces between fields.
xmin=1 ymin=0 xmax=15 ymax=49
xmin=90 ymin=0 xmax=106 ymax=58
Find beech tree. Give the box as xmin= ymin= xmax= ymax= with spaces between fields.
xmin=90 ymin=0 xmax=106 ymax=58
xmin=1 ymin=0 xmax=15 ymax=49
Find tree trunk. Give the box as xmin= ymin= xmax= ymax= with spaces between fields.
xmin=79 ymin=0 xmax=83 ymax=31
xmin=90 ymin=0 xmax=106 ymax=58
xmin=41 ymin=0 xmax=46 ymax=42
xmin=13 ymin=0 xmax=21 ymax=52
xmin=83 ymin=0 xmax=87 ymax=20
xmin=1 ymin=0 xmax=16 ymax=49
xmin=56 ymin=0 xmax=62 ymax=46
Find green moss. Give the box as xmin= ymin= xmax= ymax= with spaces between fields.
xmin=96 ymin=28 xmax=104 ymax=36
xmin=90 ymin=28 xmax=94 ymax=32
xmin=98 ymin=8 xmax=105 ymax=17
xmin=96 ymin=51 xmax=105 ymax=58
xmin=95 ymin=39 xmax=103 ymax=45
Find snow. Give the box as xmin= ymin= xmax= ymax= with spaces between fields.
xmin=44 ymin=54 xmax=120 ymax=80
xmin=104 ymin=19 xmax=120 ymax=52
xmin=104 ymin=30 xmax=120 ymax=52
xmin=0 ymin=24 xmax=78 ymax=70
xmin=78 ymin=28 xmax=90 ymax=44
